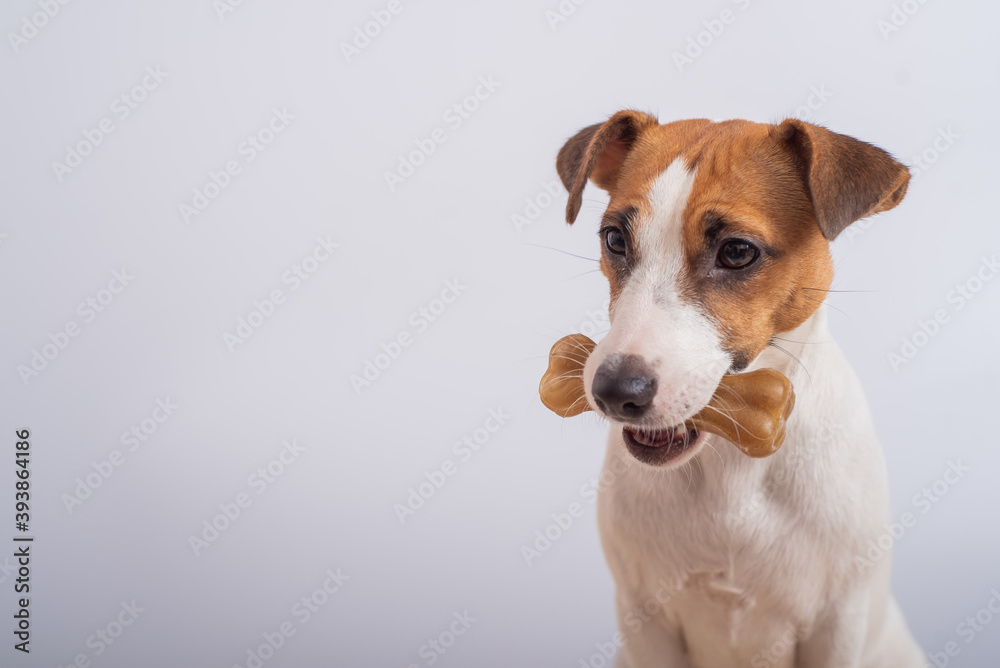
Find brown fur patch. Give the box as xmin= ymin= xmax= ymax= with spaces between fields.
xmin=556 ymin=116 xmax=909 ymax=367
xmin=678 ymin=122 xmax=833 ymax=365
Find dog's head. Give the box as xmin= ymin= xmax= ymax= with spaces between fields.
xmin=557 ymin=113 xmax=909 ymax=467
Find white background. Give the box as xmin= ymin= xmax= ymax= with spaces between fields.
xmin=1 ymin=0 xmax=999 ymax=666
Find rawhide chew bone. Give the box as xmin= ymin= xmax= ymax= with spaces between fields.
xmin=539 ymin=334 xmax=795 ymax=458
xmin=539 ymin=334 xmax=597 ymax=419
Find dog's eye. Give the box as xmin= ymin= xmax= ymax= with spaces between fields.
xmin=604 ymin=229 xmax=627 ymax=256
xmin=717 ymin=240 xmax=759 ymax=269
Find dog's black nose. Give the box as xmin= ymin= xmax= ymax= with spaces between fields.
xmin=591 ymin=355 xmax=657 ymax=420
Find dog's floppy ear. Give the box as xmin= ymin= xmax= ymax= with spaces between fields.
xmin=777 ymin=119 xmax=910 ymax=240
xmin=557 ymin=110 xmax=659 ymax=224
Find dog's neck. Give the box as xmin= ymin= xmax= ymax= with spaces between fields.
xmin=641 ymin=306 xmax=839 ymax=487
xmin=748 ymin=306 xmax=829 ymax=392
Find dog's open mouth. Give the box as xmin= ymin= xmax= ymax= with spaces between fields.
xmin=622 ymin=425 xmax=703 ymax=466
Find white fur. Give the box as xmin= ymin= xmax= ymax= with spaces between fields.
xmin=586 ymin=162 xmax=924 ymax=667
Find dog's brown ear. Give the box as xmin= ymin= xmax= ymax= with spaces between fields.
xmin=777 ymin=119 xmax=910 ymax=240
xmin=557 ymin=110 xmax=658 ymax=224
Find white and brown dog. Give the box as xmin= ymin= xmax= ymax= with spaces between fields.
xmin=555 ymin=113 xmax=923 ymax=667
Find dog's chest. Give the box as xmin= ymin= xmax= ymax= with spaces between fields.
xmin=600 ymin=483 xmax=816 ymax=667
xmin=630 ymin=502 xmax=798 ymax=605
xmin=600 ymin=457 xmax=827 ymax=628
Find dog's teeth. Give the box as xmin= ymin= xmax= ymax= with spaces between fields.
xmin=634 ymin=428 xmax=673 ymax=447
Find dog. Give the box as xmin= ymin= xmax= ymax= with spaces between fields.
xmin=555 ymin=113 xmax=924 ymax=667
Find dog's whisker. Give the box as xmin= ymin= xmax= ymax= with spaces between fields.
xmin=771 ymin=336 xmax=823 ymax=345
xmin=563 ymin=269 xmax=605 ymax=281
xmin=710 ymin=384 xmax=752 ymax=409
xmin=800 ymin=286 xmax=875 ymax=294
xmin=681 ymin=455 xmax=695 ymax=493
xmin=702 ymin=439 xmax=726 ymax=476
xmin=522 ymin=242 xmax=600 ymax=263
xmin=548 ymin=349 xmax=594 ymax=363
xmin=542 ymin=369 xmax=585 ymax=380
xmin=767 ymin=342 xmax=812 ymax=381
xmin=799 ymin=293 xmax=850 ymax=318
xmin=549 ymin=349 xmax=590 ymax=360
xmin=539 ymin=372 xmax=585 ymax=391
xmin=548 ymin=353 xmax=590 ymax=365
xmin=700 ymin=404 xmax=754 ymax=442
xmin=562 ymin=393 xmax=592 ymax=415
xmin=560 ymin=339 xmax=596 ymax=355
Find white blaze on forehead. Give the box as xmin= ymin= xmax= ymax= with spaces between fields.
xmin=608 ymin=157 xmax=695 ymax=324
xmin=589 ymin=157 xmax=731 ymax=424
xmin=635 ymin=157 xmax=697 ymax=297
